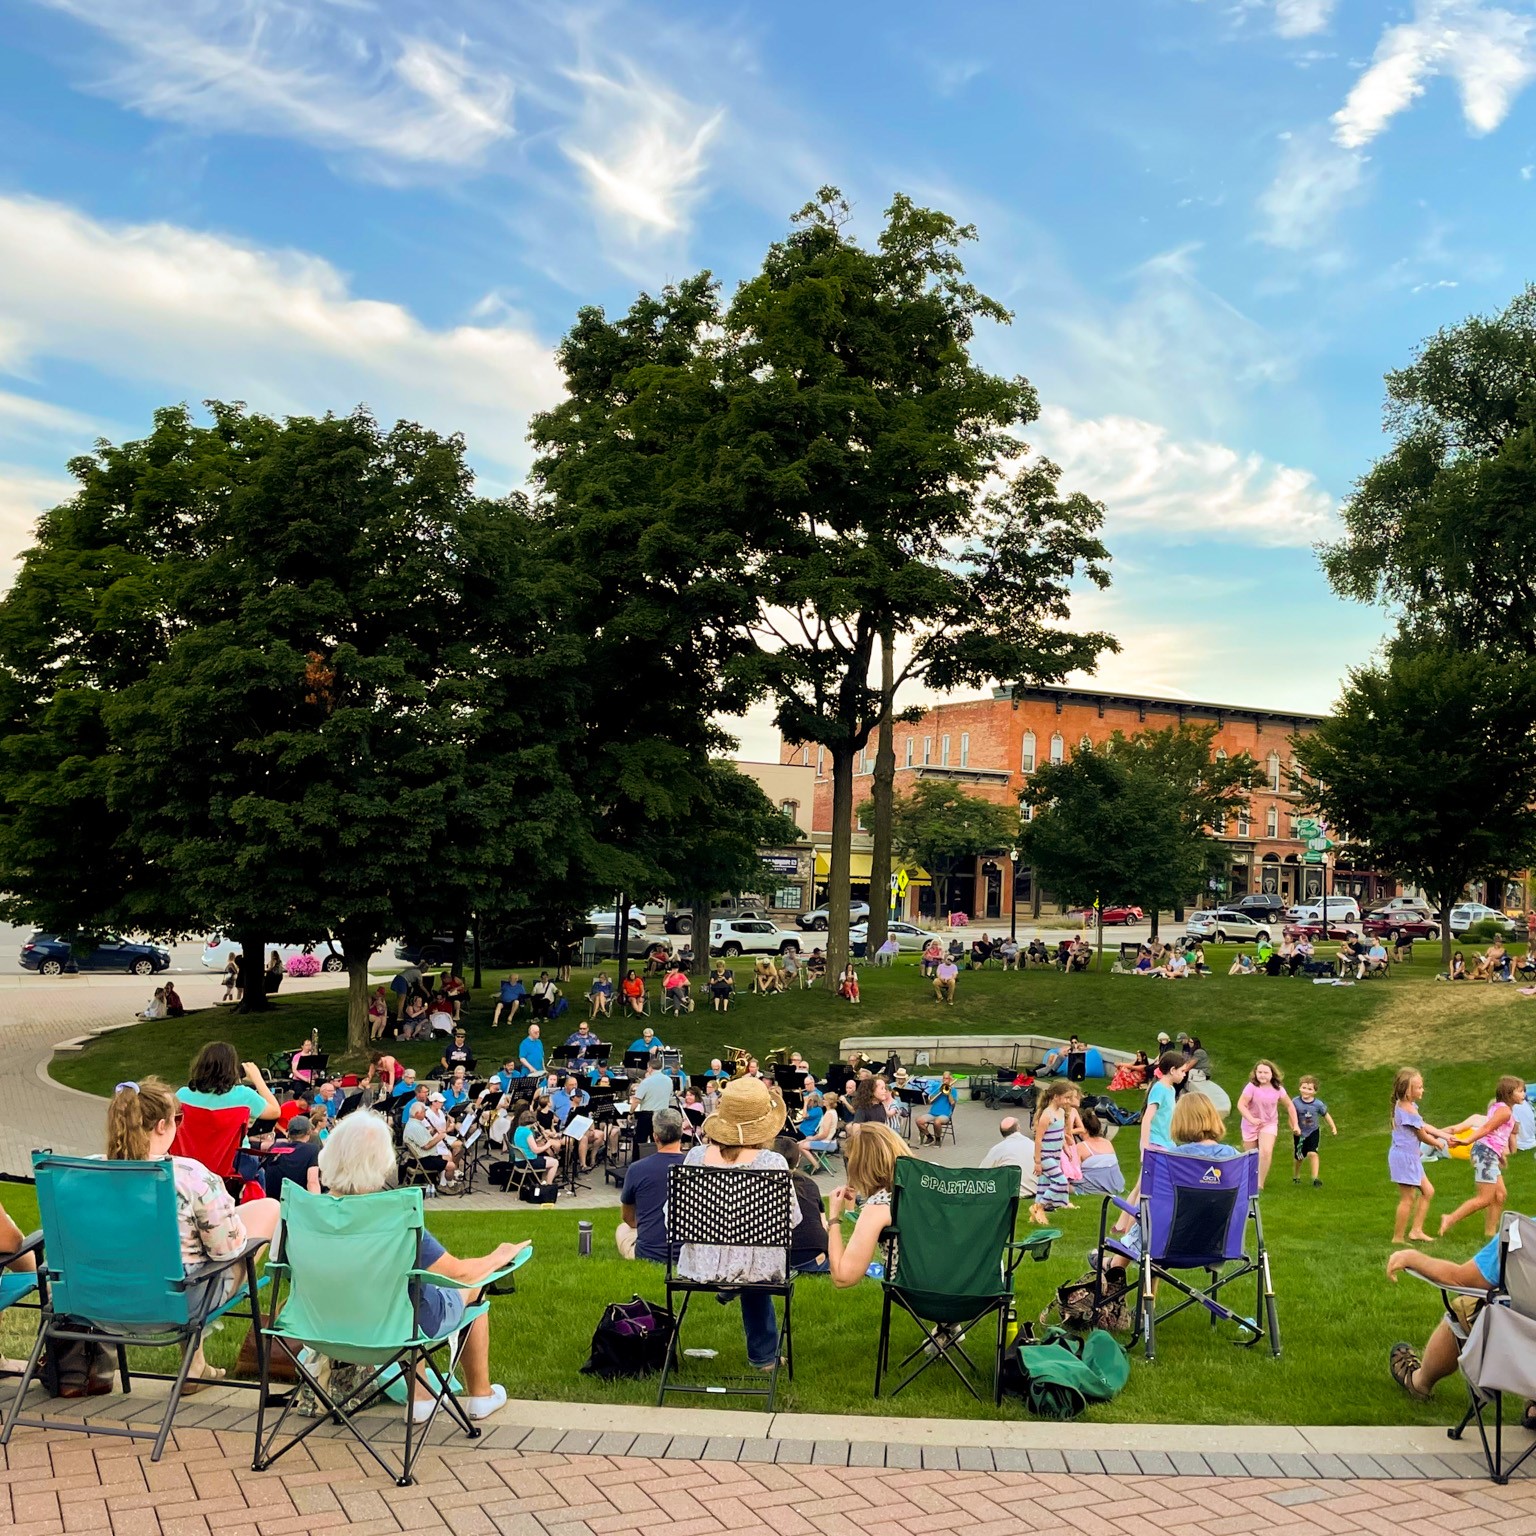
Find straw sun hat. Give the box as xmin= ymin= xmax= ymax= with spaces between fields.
xmin=701 ymin=1076 xmax=785 ymax=1147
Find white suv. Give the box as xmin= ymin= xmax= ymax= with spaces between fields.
xmin=200 ymin=935 xmax=347 ymax=972
xmin=1286 ymin=898 xmax=1361 ymax=923
xmin=708 ymin=918 xmax=803 ymax=958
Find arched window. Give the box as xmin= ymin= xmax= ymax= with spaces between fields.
xmin=1267 ymin=751 xmax=1281 ymax=792
xmin=1021 ymin=731 xmax=1036 ymax=773
xmin=1216 ymin=747 xmax=1228 ymax=764
xmin=1049 ymin=732 xmax=1064 ymax=764
xmin=1079 ymin=733 xmax=1092 ymax=754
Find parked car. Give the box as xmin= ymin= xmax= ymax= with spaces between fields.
xmin=849 ymin=920 xmax=934 ymax=952
xmin=1185 ymin=909 xmax=1272 ymax=944
xmin=1070 ymin=904 xmax=1144 ymax=926
xmin=797 ymin=901 xmax=870 ymax=932
xmin=1286 ymin=897 xmax=1362 ymax=924
xmin=201 ymin=935 xmax=347 ymax=973
xmin=1227 ymin=894 xmax=1288 ymax=922
xmin=1371 ymin=895 xmax=1432 ymax=915
xmin=1284 ymin=920 xmax=1359 ymax=942
xmin=1450 ymin=903 xmax=1519 ymax=936
xmin=664 ymin=898 xmax=765 ymax=935
xmin=21 ymin=933 xmax=171 ymax=976
xmin=708 ymin=918 xmax=803 ymax=958
xmin=585 ymin=905 xmax=647 ymax=933
xmin=1361 ymin=911 xmax=1441 ymax=941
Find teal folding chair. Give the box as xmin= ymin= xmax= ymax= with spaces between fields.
xmin=253 ymin=1184 xmax=525 ymax=1486
xmin=0 ymin=1152 xmax=269 ymax=1461
xmin=0 ymin=1227 xmax=43 ymax=1379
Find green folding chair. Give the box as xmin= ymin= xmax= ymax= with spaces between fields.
xmin=874 ymin=1160 xmax=1057 ymax=1404
xmin=0 ymin=1152 xmax=269 ymax=1461
xmin=252 ymin=1184 xmax=525 ymax=1486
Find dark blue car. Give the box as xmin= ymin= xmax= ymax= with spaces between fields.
xmin=20 ymin=933 xmax=171 ymax=976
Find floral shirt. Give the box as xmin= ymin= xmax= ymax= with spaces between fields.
xmin=170 ymin=1155 xmax=247 ymax=1273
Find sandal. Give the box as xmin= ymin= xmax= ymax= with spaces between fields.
xmin=1389 ymin=1341 xmax=1430 ymax=1400
xmin=181 ymin=1365 xmax=227 ymax=1397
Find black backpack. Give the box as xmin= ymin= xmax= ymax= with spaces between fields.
xmin=578 ymin=1296 xmax=676 ymax=1379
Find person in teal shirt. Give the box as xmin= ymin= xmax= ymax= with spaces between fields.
xmin=1142 ymin=1053 xmax=1190 ymax=1155
xmin=519 ymin=1025 xmax=546 ymax=1079
xmin=629 ymin=1026 xmax=665 ymax=1054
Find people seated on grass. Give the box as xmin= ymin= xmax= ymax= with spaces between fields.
xmin=980 ymin=1115 xmax=1037 ymax=1195
xmin=615 ymin=1108 xmax=686 ymax=1260
xmin=795 ymin=1090 xmax=839 ymax=1170
xmin=679 ymin=1078 xmax=797 ymax=1371
xmin=805 ymin=949 xmax=828 ymax=983
xmin=1361 ymin=937 xmax=1390 ymax=978
xmin=874 ymin=935 xmax=900 ymax=967
xmin=510 ymin=1109 xmax=559 ymax=1186
xmin=580 ymin=971 xmax=610 ymax=1021
xmin=643 ymin=940 xmax=671 ymax=976
xmin=404 ymin=1100 xmax=461 ymax=1190
xmin=1066 ymin=936 xmax=1092 ymax=972
xmin=1075 ymin=1110 xmax=1124 ymax=1195
xmin=969 ymin=934 xmax=993 ymax=969
xmin=108 ymin=1078 xmax=281 ymax=1392
xmin=1025 ymin=937 xmax=1050 ymax=968
xmin=318 ymin=1112 xmax=521 ymax=1421
xmin=141 ymin=985 xmax=167 ymax=1020
xmin=780 ymin=948 xmax=801 ymax=988
xmin=773 ymin=1137 xmax=830 ymax=1275
xmin=709 ymin=965 xmax=735 ymax=1012
xmin=920 ymin=938 xmax=943 ymax=978
xmin=837 ymin=962 xmax=861 ymax=1004
xmin=1179 ymin=1034 xmax=1212 ymax=1079
xmin=1228 ymin=951 xmax=1256 ymax=976
xmin=1038 ymin=1036 xmax=1084 ymax=1075
xmin=620 ymin=969 xmax=645 ymax=1016
xmin=998 ymin=936 xmax=1020 ymax=970
xmin=752 ymin=955 xmax=776 ymax=994
xmin=427 ymin=989 xmax=456 ymax=1036
xmin=662 ymin=963 xmax=694 ymax=1013
xmin=1108 ymin=1051 xmax=1151 ymax=1092
xmin=530 ymin=971 xmax=562 ymax=1020
xmin=914 ymin=1072 xmax=958 ymax=1145
xmin=827 ymin=1124 xmax=910 ymax=1286
xmin=933 ymin=955 xmax=959 ymax=1005
xmin=1386 ymin=1224 xmax=1536 ymax=1433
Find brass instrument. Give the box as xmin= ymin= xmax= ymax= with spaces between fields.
xmin=765 ymin=1046 xmax=790 ymax=1068
xmin=724 ymin=1045 xmax=752 ymax=1077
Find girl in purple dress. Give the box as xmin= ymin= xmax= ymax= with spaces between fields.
xmin=1389 ymin=1068 xmax=1449 ymax=1243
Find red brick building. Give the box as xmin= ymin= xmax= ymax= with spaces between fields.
xmin=780 ymin=683 xmax=1396 ymax=923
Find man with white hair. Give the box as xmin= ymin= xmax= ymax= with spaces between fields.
xmin=404 ymin=1100 xmax=459 ymax=1187
xmin=980 ymin=1116 xmax=1038 ymax=1196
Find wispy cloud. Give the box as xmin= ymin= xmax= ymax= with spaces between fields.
xmin=1332 ymin=0 xmax=1536 ymax=148
xmin=35 ymin=0 xmax=515 ymax=166
xmin=1034 ymin=405 xmax=1338 ymax=549
xmin=0 ymin=465 xmax=78 ymax=580
xmin=1258 ymin=127 xmax=1366 ymax=249
xmin=0 ymin=194 xmax=562 ymax=486
xmin=1274 ymin=0 xmax=1337 ymax=39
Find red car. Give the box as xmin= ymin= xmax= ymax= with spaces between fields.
xmin=1283 ymin=920 xmax=1357 ymax=942
xmin=1073 ymin=905 xmax=1144 ymax=926
xmin=1362 ymin=912 xmax=1441 ymax=941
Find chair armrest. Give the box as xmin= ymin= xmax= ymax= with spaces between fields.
xmin=409 ymin=1246 xmax=531 ymax=1297
xmin=0 ymin=1229 xmax=43 ymax=1266
xmin=1107 ymin=1195 xmax=1138 ymax=1217
xmin=182 ymin=1234 xmax=271 ymax=1286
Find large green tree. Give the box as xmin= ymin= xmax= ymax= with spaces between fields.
xmin=0 ymin=404 xmax=575 ymax=1047
xmin=1322 ymin=285 xmax=1536 ymax=656
xmin=1291 ymin=646 xmax=1536 ymax=964
xmin=861 ymin=780 xmax=1018 ymax=923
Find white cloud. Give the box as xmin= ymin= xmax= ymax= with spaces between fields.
xmin=0 ymin=390 xmax=97 ymax=439
xmin=1274 ymin=0 xmax=1336 ymax=38
xmin=0 ymin=195 xmax=562 ymax=485
xmin=0 ymin=465 xmax=77 ymax=581
xmin=1034 ymin=405 xmax=1338 ymax=549
xmin=1332 ymin=0 xmax=1536 ymax=149
xmin=561 ymin=65 xmax=722 ymax=236
xmin=1258 ymin=126 xmax=1366 ymax=249
xmin=35 ymin=0 xmax=515 ymax=166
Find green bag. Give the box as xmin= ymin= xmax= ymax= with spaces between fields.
xmin=1003 ymin=1325 xmax=1130 ymax=1420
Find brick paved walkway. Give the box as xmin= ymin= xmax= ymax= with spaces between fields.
xmin=2 ymin=1421 xmax=1532 ymax=1536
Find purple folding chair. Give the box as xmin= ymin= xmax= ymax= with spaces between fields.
xmin=1094 ymin=1147 xmax=1279 ymax=1361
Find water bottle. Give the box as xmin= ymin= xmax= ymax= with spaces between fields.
xmin=578 ymin=1219 xmax=593 ymax=1256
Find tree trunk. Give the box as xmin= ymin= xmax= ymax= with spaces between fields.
xmin=691 ymin=890 xmax=713 ymax=980
xmin=234 ymin=930 xmax=268 ymax=1013
xmin=1149 ymin=909 xmax=1161 ymax=940
xmin=1438 ymin=893 xmax=1453 ymax=968
xmin=344 ymin=953 xmax=371 ymax=1056
xmin=866 ymin=627 xmax=897 ymax=951
xmin=616 ymin=892 xmax=631 ymax=979
xmin=470 ymin=912 xmax=483 ymax=992
xmin=825 ymin=743 xmax=856 ymax=990
xmin=450 ymin=921 xmax=467 ymax=981
xmin=934 ymin=862 xmax=949 ymax=924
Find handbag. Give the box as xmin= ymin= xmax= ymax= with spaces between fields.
xmin=578 ymin=1296 xmax=676 ymax=1379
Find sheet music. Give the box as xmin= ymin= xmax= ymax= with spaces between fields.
xmin=564 ymin=1114 xmax=594 ymax=1140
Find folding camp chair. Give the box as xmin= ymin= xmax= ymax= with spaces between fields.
xmin=172 ymin=1102 xmax=266 ymax=1202
xmin=1432 ymin=1211 xmax=1536 ymax=1483
xmin=1095 ymin=1147 xmax=1278 ymax=1362
xmin=875 ymin=1161 xmax=1056 ymax=1404
xmin=657 ymin=1164 xmax=795 ymax=1410
xmin=0 ymin=1153 xmax=268 ymax=1462
xmin=253 ymin=1184 xmax=525 ymax=1487
xmin=0 ymin=1227 xmax=42 ymax=1379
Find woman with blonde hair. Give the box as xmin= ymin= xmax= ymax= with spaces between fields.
xmin=827 ymin=1123 xmax=910 ymax=1286
xmin=105 ymin=1078 xmax=282 ymax=1391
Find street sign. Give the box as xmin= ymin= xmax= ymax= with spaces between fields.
xmin=1303 ymin=851 xmax=1325 ymax=865
xmin=1307 ymin=837 xmax=1333 ymax=852
xmin=893 ymin=870 xmax=909 ymax=896
xmin=1296 ymin=817 xmax=1320 ymax=837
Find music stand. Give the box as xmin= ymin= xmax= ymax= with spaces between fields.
xmin=560 ymin=1114 xmax=594 ymax=1193
xmin=335 ymin=1089 xmax=368 ymax=1120
xmin=772 ymin=1065 xmax=802 ymax=1093
xmin=826 ymin=1062 xmax=849 ymax=1090
xmin=689 ymin=1072 xmax=715 ymax=1091
xmin=623 ymin=1050 xmax=652 ymax=1073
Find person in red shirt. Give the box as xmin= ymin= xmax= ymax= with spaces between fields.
xmin=620 ymin=969 xmax=646 ymax=1016
xmin=276 ymin=1094 xmax=309 ymax=1133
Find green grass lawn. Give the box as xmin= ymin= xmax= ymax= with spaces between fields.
xmin=23 ymin=949 xmax=1536 ymax=1426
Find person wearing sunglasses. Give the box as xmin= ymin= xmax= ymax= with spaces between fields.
xmin=105 ymin=1078 xmax=281 ymax=1393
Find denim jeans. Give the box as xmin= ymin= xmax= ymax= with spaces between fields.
xmin=740 ymin=1290 xmax=779 ymax=1367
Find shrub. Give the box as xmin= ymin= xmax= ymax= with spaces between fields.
xmin=285 ymin=953 xmax=322 ymax=977
xmin=1458 ymin=918 xmax=1508 ymax=945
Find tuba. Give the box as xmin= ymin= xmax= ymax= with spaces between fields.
xmin=724 ymin=1046 xmax=752 ymax=1078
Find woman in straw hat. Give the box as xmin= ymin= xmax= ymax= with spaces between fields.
xmin=680 ymin=1076 xmax=796 ymax=1371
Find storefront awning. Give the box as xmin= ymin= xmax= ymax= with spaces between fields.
xmin=813 ymin=851 xmax=929 ymax=885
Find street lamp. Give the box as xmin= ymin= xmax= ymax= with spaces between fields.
xmin=1008 ymin=847 xmax=1020 ymax=942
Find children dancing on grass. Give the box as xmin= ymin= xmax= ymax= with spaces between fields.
xmin=1237 ymin=1059 xmax=1299 ymax=1190
xmin=1030 ymin=1079 xmax=1080 ymax=1225
xmin=1389 ymin=1067 xmax=1450 ymax=1243
xmin=1291 ymin=1074 xmax=1338 ymax=1187
xmin=1439 ymin=1076 xmax=1526 ymax=1239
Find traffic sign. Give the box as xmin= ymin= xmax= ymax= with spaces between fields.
xmin=892 ymin=870 xmax=909 ymax=896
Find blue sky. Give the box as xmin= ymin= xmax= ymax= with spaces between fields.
xmin=2 ymin=0 xmax=1534 ymax=754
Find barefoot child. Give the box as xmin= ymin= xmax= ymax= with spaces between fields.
xmin=1440 ymin=1076 xmax=1524 ymax=1239
xmin=1291 ymin=1074 xmax=1338 ymax=1187
xmin=1389 ymin=1068 xmax=1449 ymax=1243
xmin=1030 ymin=1080 xmax=1078 ymax=1224
xmin=1237 ymin=1059 xmax=1299 ymax=1191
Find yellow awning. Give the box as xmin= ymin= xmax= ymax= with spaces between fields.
xmin=812 ymin=851 xmax=927 ymax=883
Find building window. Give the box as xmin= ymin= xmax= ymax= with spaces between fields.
xmin=1049 ymin=732 xmax=1064 ymax=764
xmin=1215 ymin=811 xmax=1227 ymax=834
xmin=1021 ymin=802 xmax=1034 ymax=822
xmin=1266 ymin=805 xmax=1278 ymax=838
xmin=923 ymin=736 xmax=932 ymax=765
xmin=779 ymin=799 xmax=798 ymax=819
xmin=1267 ymin=751 xmax=1281 ymax=792
xmin=940 ymin=734 xmax=950 ymax=766
xmin=1079 ymin=733 xmax=1092 ymax=754
xmin=772 ymin=885 xmax=803 ymax=911
xmin=1021 ymin=731 xmax=1036 ymax=773
xmin=959 ymin=732 xmax=969 ymax=767
xmin=816 ymin=747 xmax=825 ymax=777
xmin=1238 ymin=808 xmax=1250 ymax=837
xmin=904 ymin=737 xmax=913 ymax=768
xmin=1216 ymin=747 xmax=1227 ymax=763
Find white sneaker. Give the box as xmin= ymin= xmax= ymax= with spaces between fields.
xmin=465 ymin=1384 xmax=507 ymax=1420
